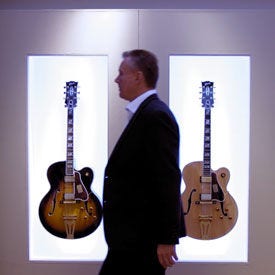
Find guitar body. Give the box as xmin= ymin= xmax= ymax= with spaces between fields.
xmin=39 ymin=161 xmax=102 ymax=239
xmin=182 ymin=161 xmax=238 ymax=240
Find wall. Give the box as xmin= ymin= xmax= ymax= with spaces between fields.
xmin=0 ymin=9 xmax=275 ymax=275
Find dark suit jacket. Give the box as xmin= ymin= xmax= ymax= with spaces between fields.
xmin=103 ymin=94 xmax=186 ymax=250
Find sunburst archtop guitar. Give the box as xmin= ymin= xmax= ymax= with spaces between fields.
xmin=39 ymin=81 xmax=102 ymax=239
xmin=181 ymin=81 xmax=238 ymax=240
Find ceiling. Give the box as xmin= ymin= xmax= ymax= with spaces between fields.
xmin=0 ymin=0 xmax=275 ymax=10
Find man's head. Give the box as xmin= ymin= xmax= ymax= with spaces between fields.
xmin=115 ymin=49 xmax=159 ymax=101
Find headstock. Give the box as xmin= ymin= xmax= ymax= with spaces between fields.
xmin=201 ymin=81 xmax=214 ymax=109
xmin=65 ymin=81 xmax=78 ymax=108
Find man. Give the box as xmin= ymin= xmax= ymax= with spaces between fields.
xmin=99 ymin=49 xmax=185 ymax=275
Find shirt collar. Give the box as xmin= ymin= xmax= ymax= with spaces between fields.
xmin=126 ymin=89 xmax=157 ymax=119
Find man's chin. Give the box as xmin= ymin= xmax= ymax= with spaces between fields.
xmin=119 ymin=92 xmax=125 ymax=100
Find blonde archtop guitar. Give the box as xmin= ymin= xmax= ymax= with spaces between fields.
xmin=181 ymin=81 xmax=238 ymax=240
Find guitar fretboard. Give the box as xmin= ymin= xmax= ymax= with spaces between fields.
xmin=203 ymin=108 xmax=211 ymax=177
xmin=66 ymin=106 xmax=74 ymax=176
xmin=200 ymin=81 xmax=214 ymax=201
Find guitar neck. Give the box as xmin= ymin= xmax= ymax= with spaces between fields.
xmin=203 ymin=107 xmax=211 ymax=177
xmin=200 ymin=81 xmax=214 ymax=201
xmin=66 ymin=106 xmax=74 ymax=176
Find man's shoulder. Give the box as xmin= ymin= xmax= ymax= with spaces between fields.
xmin=146 ymin=97 xmax=174 ymax=118
xmin=142 ymin=94 xmax=169 ymax=111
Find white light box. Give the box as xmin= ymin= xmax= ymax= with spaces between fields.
xmin=169 ymin=55 xmax=250 ymax=262
xmin=28 ymin=55 xmax=108 ymax=261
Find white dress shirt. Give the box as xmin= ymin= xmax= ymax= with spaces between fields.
xmin=125 ymin=89 xmax=157 ymax=121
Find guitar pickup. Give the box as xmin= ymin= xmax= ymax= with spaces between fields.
xmin=200 ymin=194 xmax=212 ymax=201
xmin=64 ymin=193 xmax=75 ymax=201
xmin=64 ymin=175 xmax=75 ymax=182
xmin=200 ymin=176 xmax=212 ymax=183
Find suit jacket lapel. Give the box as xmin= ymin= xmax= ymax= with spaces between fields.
xmin=107 ymin=94 xmax=158 ymax=165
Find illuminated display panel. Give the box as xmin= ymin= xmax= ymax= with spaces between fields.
xmin=28 ymin=54 xmax=249 ymax=262
xmin=28 ymin=55 xmax=108 ymax=261
xmin=169 ymin=55 xmax=250 ymax=262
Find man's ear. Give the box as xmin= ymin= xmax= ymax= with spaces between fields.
xmin=135 ymin=70 xmax=145 ymax=82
